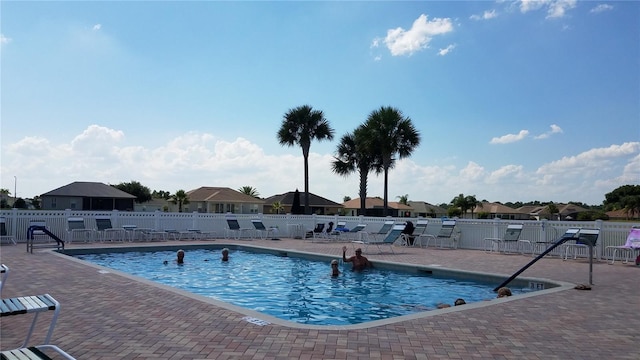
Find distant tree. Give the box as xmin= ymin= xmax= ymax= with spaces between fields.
xmin=343 ymin=196 xmax=351 ymax=202
xmin=465 ymin=195 xmax=482 ymax=219
xmin=577 ymin=211 xmax=609 ymax=221
xmin=152 ymin=190 xmax=171 ymax=199
xmin=604 ymin=185 xmax=640 ymax=219
xmin=271 ymin=201 xmax=284 ymax=214
xmin=0 ymin=188 xmax=9 ymax=196
xmin=477 ymin=211 xmax=490 ymax=219
xmin=238 ymin=186 xmax=260 ymax=198
xmin=291 ymin=189 xmax=303 ymax=215
xmin=360 ymin=106 xmax=421 ymax=215
xmin=547 ymin=203 xmax=559 ymax=220
xmin=0 ymin=199 xmax=8 ymax=209
xmin=13 ymin=198 xmax=27 ymax=209
xmin=113 ymin=181 xmax=152 ymax=203
xmin=397 ymin=194 xmax=409 ymax=205
xmin=332 ymin=126 xmax=383 ymax=215
xmin=278 ymin=104 xmax=335 ymax=215
xmin=447 ymin=207 xmax=462 ymax=218
xmin=169 ymin=190 xmax=190 ymax=213
xmin=451 ymin=194 xmax=470 ymax=218
xmin=30 ymin=196 xmax=41 ymax=209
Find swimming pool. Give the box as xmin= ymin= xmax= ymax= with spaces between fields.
xmin=72 ymin=246 xmax=540 ymax=326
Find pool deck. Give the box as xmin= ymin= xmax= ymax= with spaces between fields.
xmin=1 ymin=238 xmax=638 ymax=359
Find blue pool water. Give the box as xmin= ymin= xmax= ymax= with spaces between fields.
xmin=75 ymin=248 xmax=533 ymax=325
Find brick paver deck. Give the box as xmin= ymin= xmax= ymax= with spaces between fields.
xmin=1 ymin=238 xmax=638 ymax=359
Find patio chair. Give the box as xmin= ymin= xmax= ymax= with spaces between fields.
xmin=563 ymin=228 xmax=600 ymax=261
xmin=95 ymin=216 xmax=126 ymax=242
xmin=1 ymin=264 xmax=8 ymax=294
xmin=605 ymin=226 xmax=640 ymax=264
xmin=251 ymin=219 xmax=277 ymax=239
xmin=420 ymin=220 xmax=457 ymax=249
xmin=353 ymin=224 xmax=404 ymax=254
xmin=1 ymin=344 xmax=77 ymax=360
xmin=1 ymin=217 xmax=17 ymax=245
xmin=484 ymin=224 xmax=530 ymax=254
xmin=66 ymin=217 xmax=94 ymax=243
xmin=401 ymin=219 xmax=428 ymax=247
xmin=1 ymin=293 xmax=60 ymax=347
xmin=225 ymin=216 xmax=252 ymax=239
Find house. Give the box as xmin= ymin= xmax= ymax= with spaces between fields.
xmin=186 ymin=187 xmax=264 ymax=214
xmin=262 ymin=191 xmax=343 ymax=215
xmin=520 ymin=203 xmax=590 ymax=220
xmin=472 ymin=202 xmax=529 ymax=220
xmin=40 ymin=182 xmax=136 ymax=211
xmin=134 ymin=198 xmax=169 ymax=212
xmin=342 ymin=197 xmax=413 ymax=217
xmin=407 ymin=201 xmax=447 ymax=218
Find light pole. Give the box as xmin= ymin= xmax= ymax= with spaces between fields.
xmin=13 ymin=176 xmax=17 ymax=208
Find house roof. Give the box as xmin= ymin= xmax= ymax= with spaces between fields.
xmin=342 ymin=197 xmax=412 ymax=210
xmin=41 ymin=182 xmax=136 ymax=198
xmin=262 ymin=191 xmax=342 ymax=207
xmin=474 ymin=202 xmax=521 ymax=214
xmin=407 ymin=201 xmax=447 ymax=213
xmin=187 ymin=187 xmax=264 ymax=204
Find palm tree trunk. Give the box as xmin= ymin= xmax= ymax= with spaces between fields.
xmin=302 ymin=146 xmax=310 ymax=215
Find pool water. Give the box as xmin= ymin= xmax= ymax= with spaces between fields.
xmin=75 ymin=248 xmax=532 ymax=325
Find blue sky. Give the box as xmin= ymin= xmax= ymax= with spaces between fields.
xmin=2 ymin=1 xmax=638 ymax=206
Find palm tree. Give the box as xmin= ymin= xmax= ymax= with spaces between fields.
xmin=465 ymin=195 xmax=482 ymax=219
xmin=397 ymin=194 xmax=409 ymax=205
xmin=238 ymin=186 xmax=260 ymax=198
xmin=451 ymin=193 xmax=469 ymax=218
xmin=361 ymin=106 xmax=421 ymax=215
xmin=277 ymin=104 xmax=335 ymax=215
xmin=331 ymin=126 xmax=383 ymax=215
xmin=271 ymin=201 xmax=284 ymax=215
xmin=169 ymin=190 xmax=190 ymax=213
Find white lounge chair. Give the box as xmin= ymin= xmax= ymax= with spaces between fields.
xmin=0 ymin=217 xmax=17 ymax=245
xmin=225 ymin=216 xmax=252 ymax=239
xmin=353 ymin=224 xmax=404 ymax=254
xmin=563 ymin=228 xmax=600 ymax=261
xmin=251 ymin=219 xmax=277 ymax=239
xmin=1 ymin=344 xmax=77 ymax=360
xmin=484 ymin=224 xmax=530 ymax=254
xmin=66 ymin=217 xmax=94 ymax=243
xmin=401 ymin=219 xmax=429 ymax=247
xmin=605 ymin=227 xmax=640 ymax=264
xmin=361 ymin=220 xmax=394 ymax=242
xmin=0 ymin=264 xmax=8 ymax=294
xmin=95 ymin=216 xmax=126 ymax=242
xmin=421 ymin=220 xmax=457 ymax=249
xmin=1 ymin=293 xmax=60 ymax=347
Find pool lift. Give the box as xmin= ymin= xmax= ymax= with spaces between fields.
xmin=494 ymin=228 xmax=598 ymax=291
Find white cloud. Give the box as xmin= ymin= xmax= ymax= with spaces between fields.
xmin=2 ymin=126 xmax=637 ymax=206
xmin=518 ymin=0 xmax=577 ymax=19
xmin=438 ymin=44 xmax=456 ymax=56
xmin=93 ymin=24 xmax=102 ymax=31
xmin=534 ymin=124 xmax=563 ymax=139
xmin=490 ymin=130 xmax=529 ymax=144
xmin=0 ymin=34 xmax=11 ymax=45
xmin=470 ymin=9 xmax=498 ymax=21
xmin=590 ymin=4 xmax=613 ymax=14
xmin=382 ymin=14 xmax=454 ymax=56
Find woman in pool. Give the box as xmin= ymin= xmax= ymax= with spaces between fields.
xmin=330 ymin=259 xmax=340 ymax=277
xmin=497 ymin=287 xmax=512 ymax=298
xmin=342 ymin=246 xmax=371 ymax=271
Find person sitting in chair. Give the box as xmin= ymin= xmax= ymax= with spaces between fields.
xmin=401 ymin=221 xmax=416 ymax=246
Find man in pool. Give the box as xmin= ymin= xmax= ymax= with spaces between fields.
xmin=176 ymin=249 xmax=185 ymax=264
xmin=342 ymin=246 xmax=371 ymax=271
xmin=221 ymin=248 xmax=229 ymax=262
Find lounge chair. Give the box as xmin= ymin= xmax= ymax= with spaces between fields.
xmin=563 ymin=228 xmax=600 ymax=261
xmin=66 ymin=217 xmax=94 ymax=243
xmin=401 ymin=220 xmax=428 ymax=247
xmin=420 ymin=220 xmax=457 ymax=249
xmin=345 ymin=224 xmax=367 ymax=240
xmin=225 ymin=216 xmax=252 ymax=239
xmin=305 ymin=223 xmax=325 ymax=239
xmin=0 ymin=264 xmax=8 ymax=294
xmin=361 ymin=220 xmax=395 ymax=242
xmin=95 ymin=216 xmax=126 ymax=242
xmin=353 ymin=224 xmax=404 ymax=254
xmin=484 ymin=224 xmax=530 ymax=254
xmin=1 ymin=217 xmax=17 ymax=245
xmin=1 ymin=293 xmax=60 ymax=347
xmin=1 ymin=344 xmax=77 ymax=360
xmin=605 ymin=227 xmax=640 ymax=264
xmin=251 ymin=219 xmax=277 ymax=239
